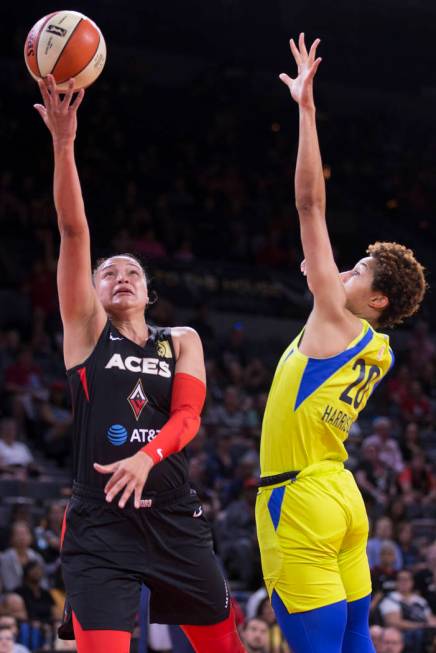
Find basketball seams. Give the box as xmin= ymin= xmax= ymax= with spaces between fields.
xmin=25 ymin=12 xmax=57 ymax=78
xmin=50 ymin=17 xmax=83 ymax=80
xmin=24 ymin=11 xmax=106 ymax=90
xmin=56 ymin=29 xmax=101 ymax=85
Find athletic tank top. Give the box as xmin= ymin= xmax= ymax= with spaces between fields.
xmin=260 ymin=319 xmax=395 ymax=475
xmin=67 ymin=320 xmax=186 ymax=492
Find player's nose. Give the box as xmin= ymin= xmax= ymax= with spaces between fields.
xmin=340 ymin=270 xmax=353 ymax=283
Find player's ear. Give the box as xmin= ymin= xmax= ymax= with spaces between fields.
xmin=369 ymin=294 xmax=389 ymax=311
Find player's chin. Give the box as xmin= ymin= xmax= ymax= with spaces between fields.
xmin=108 ymin=295 xmax=141 ymax=311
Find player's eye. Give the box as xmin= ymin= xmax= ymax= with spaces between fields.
xmin=103 ymin=271 xmax=114 ymax=277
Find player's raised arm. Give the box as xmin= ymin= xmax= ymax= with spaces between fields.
xmin=280 ymin=34 xmax=346 ymax=316
xmin=34 ymin=75 xmax=106 ymax=367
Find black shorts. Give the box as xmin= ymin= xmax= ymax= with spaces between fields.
xmin=60 ymin=482 xmax=230 ymax=634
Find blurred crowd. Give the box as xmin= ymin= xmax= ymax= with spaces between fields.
xmin=1 ymin=305 xmax=436 ymax=652
xmin=0 ymin=51 xmax=436 ymax=653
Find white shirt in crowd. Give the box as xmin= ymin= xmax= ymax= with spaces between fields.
xmin=0 ymin=440 xmax=33 ymax=467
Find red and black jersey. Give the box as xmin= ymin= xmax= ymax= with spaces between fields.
xmin=67 ymin=320 xmax=187 ymax=492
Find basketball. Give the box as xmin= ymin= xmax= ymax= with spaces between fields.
xmin=24 ymin=10 xmax=106 ymax=91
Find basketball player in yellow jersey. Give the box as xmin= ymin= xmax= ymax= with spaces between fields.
xmin=255 ymin=34 xmax=426 ymax=653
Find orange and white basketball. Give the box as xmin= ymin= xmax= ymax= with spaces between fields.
xmin=24 ymin=10 xmax=106 ymax=91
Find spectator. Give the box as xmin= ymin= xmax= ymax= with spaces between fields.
xmin=17 ymin=561 xmax=57 ymax=622
xmin=241 ymin=618 xmax=270 ymax=653
xmin=0 ymin=522 xmax=45 ymax=592
xmin=36 ymin=382 xmax=72 ymax=466
xmin=400 ymin=381 xmax=432 ymax=426
xmin=397 ymin=452 xmax=436 ymax=506
xmin=370 ymin=624 xmax=384 ymax=653
xmin=255 ymin=597 xmax=290 ymax=653
xmin=379 ymin=569 xmax=436 ymax=653
xmin=364 ymin=417 xmax=404 ymax=473
xmin=387 ymin=366 xmax=410 ymax=409
xmin=0 ymin=418 xmax=33 ymax=472
xmin=205 ymin=386 xmax=249 ymax=431
xmin=355 ymin=441 xmax=397 ymax=512
xmin=188 ymin=303 xmax=216 ymax=346
xmin=0 ymin=625 xmax=14 ymax=653
xmin=3 ymin=348 xmax=45 ymax=426
xmin=367 ymin=517 xmax=403 ymax=571
xmin=371 ymin=541 xmax=399 ymax=618
xmin=0 ymin=617 xmax=30 ymax=653
xmin=34 ymin=502 xmax=65 ymax=569
xmin=383 ymin=626 xmax=405 ymax=653
xmin=205 ymin=430 xmax=236 ymax=491
xmin=415 ymin=542 xmax=436 ymax=613
xmin=217 ymin=478 xmax=259 ymax=590
xmin=407 ymin=321 xmax=435 ymax=371
xmin=400 ymin=422 xmax=421 ymax=463
xmin=396 ymin=523 xmax=420 ymax=570
xmin=0 ymin=594 xmax=27 ymax=622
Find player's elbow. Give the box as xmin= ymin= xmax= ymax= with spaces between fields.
xmin=295 ymin=200 xmax=324 ymax=218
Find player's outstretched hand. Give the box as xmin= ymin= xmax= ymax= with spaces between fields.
xmin=94 ymin=451 xmax=154 ymax=509
xmin=279 ymin=33 xmax=321 ymax=110
xmin=34 ymin=75 xmax=84 ymax=145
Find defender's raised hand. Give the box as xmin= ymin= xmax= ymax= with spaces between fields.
xmin=34 ymin=75 xmax=84 ymax=145
xmin=279 ymin=33 xmax=321 ymax=109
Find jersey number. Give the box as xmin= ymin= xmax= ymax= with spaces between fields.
xmin=339 ymin=358 xmax=381 ymax=409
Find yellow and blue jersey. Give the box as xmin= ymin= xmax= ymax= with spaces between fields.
xmin=260 ymin=319 xmax=394 ymax=476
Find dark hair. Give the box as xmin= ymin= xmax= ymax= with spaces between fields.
xmin=244 ymin=617 xmax=269 ymax=629
xmin=367 ymin=242 xmax=427 ymax=329
xmin=93 ymin=253 xmax=149 ymax=282
xmin=22 ymin=560 xmax=42 ymax=581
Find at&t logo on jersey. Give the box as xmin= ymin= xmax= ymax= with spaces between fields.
xmin=106 ymin=425 xmax=160 ymax=445
xmin=107 ymin=424 xmax=128 ymax=446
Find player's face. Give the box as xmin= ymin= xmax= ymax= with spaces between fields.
xmin=341 ymin=256 xmax=386 ymax=318
xmin=95 ymin=257 xmax=148 ymax=314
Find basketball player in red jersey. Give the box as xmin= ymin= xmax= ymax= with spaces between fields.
xmin=34 ymin=76 xmax=246 ymax=653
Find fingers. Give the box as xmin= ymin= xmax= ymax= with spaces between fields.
xmin=60 ymin=78 xmax=75 ymax=111
xmin=299 ymin=32 xmax=308 ymax=58
xmin=308 ymin=57 xmax=322 ymax=79
xmin=45 ymin=74 xmax=60 ymax=107
xmin=37 ymin=79 xmax=51 ymax=107
xmin=33 ymin=104 xmax=48 ymax=123
xmin=106 ymin=474 xmax=130 ymax=503
xmin=94 ymin=462 xmax=117 ymax=474
xmin=289 ymin=39 xmax=302 ymax=66
xmin=308 ymin=38 xmax=321 ymax=63
xmin=118 ymin=480 xmax=137 ymax=509
xmin=103 ymin=466 xmax=123 ymax=494
xmin=71 ymin=88 xmax=85 ymax=111
xmin=289 ymin=34 xmax=321 ymax=65
xmin=279 ymin=73 xmax=294 ymax=90
xmin=134 ymin=484 xmax=143 ymax=510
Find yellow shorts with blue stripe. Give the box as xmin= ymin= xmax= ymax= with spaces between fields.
xmin=255 ymin=461 xmax=371 ymax=614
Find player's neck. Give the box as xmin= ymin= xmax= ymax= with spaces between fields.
xmin=110 ymin=315 xmax=149 ymax=347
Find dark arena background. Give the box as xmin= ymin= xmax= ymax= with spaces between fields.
xmin=0 ymin=1 xmax=436 ymax=652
